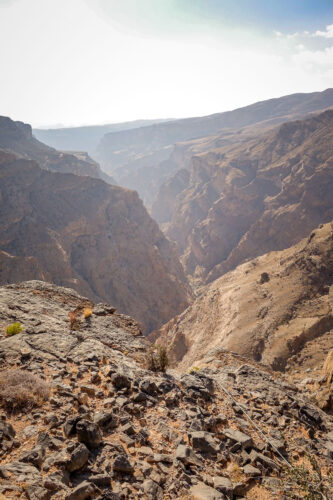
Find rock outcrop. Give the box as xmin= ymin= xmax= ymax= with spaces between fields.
xmin=159 ymin=109 xmax=333 ymax=286
xmin=153 ymin=222 xmax=333 ymax=381
xmin=96 ymin=88 xmax=333 ymax=206
xmin=0 ymin=116 xmax=114 ymax=183
xmin=0 ymin=154 xmax=192 ymax=333
xmin=0 ymin=280 xmax=332 ymax=499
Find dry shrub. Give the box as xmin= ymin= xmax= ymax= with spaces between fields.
xmin=146 ymin=343 xmax=169 ymax=372
xmin=83 ymin=307 xmax=93 ymax=319
xmin=0 ymin=369 xmax=50 ymax=412
xmin=68 ymin=310 xmax=81 ymax=330
xmin=323 ymin=350 xmax=333 ymax=384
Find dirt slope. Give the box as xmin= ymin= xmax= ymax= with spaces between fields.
xmin=153 ymin=222 xmax=333 ymax=376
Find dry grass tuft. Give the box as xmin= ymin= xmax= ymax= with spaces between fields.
xmin=0 ymin=369 xmax=50 ymax=412
xmin=68 ymin=310 xmax=81 ymax=330
xmin=145 ymin=343 xmax=169 ymax=372
xmin=323 ymin=350 xmax=333 ymax=384
xmin=83 ymin=307 xmax=93 ymax=319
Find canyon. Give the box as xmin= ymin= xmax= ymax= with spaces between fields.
xmin=0 ymin=151 xmax=191 ymax=334
xmin=157 ymin=109 xmax=333 ymax=287
xmin=1 ymin=88 xmax=333 ymax=499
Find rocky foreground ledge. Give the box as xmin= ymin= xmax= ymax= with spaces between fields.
xmin=0 ymin=281 xmax=332 ymax=499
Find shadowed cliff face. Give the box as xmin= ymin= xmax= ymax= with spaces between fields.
xmin=0 ymin=116 xmax=115 ymax=183
xmin=157 ymin=110 xmax=333 ymax=286
xmin=153 ymin=221 xmax=333 ymax=376
xmin=95 ymin=88 xmax=333 ymax=206
xmin=0 ymin=153 xmax=192 ymax=333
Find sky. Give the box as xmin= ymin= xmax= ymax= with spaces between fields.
xmin=0 ymin=0 xmax=333 ymax=127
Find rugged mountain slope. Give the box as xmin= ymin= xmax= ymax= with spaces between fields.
xmin=153 ymin=222 xmax=333 ymax=381
xmin=0 ymin=281 xmax=332 ymax=499
xmin=33 ymin=119 xmax=171 ymax=156
xmin=96 ymin=88 xmax=333 ymax=205
xmin=0 ymin=116 xmax=114 ymax=183
xmin=0 ymin=153 xmax=191 ymax=333
xmin=159 ymin=109 xmax=333 ymax=285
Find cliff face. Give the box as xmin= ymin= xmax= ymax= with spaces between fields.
xmin=0 ymin=153 xmax=192 ymax=333
xmin=95 ymin=88 xmax=333 ymax=206
xmin=0 ymin=116 xmax=114 ymax=183
xmin=159 ymin=110 xmax=333 ymax=286
xmin=0 ymin=281 xmax=332 ymax=499
xmin=153 ymin=222 xmax=333 ymax=376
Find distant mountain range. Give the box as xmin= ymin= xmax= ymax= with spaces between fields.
xmin=94 ymin=88 xmax=333 ymax=206
xmin=33 ymin=119 xmax=172 ymax=156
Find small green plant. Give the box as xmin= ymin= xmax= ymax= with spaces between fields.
xmin=189 ymin=366 xmax=200 ymax=373
xmin=283 ymin=454 xmax=330 ymax=500
xmin=146 ymin=343 xmax=169 ymax=372
xmin=5 ymin=322 xmax=23 ymax=337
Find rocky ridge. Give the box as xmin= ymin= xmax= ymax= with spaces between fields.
xmin=0 ymin=116 xmax=114 ymax=183
xmin=0 ymin=153 xmax=192 ymax=333
xmin=0 ymin=281 xmax=332 ymax=499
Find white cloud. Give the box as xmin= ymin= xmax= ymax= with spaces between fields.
xmin=313 ymin=24 xmax=333 ymax=39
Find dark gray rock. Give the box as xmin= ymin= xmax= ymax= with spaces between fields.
xmin=139 ymin=379 xmax=158 ymax=395
xmin=223 ymin=428 xmax=253 ymax=449
xmin=20 ymin=445 xmax=45 ymax=469
xmin=26 ymin=484 xmax=50 ymax=500
xmin=213 ymin=476 xmax=232 ymax=498
xmin=191 ymin=431 xmax=219 ymax=454
xmin=66 ymin=443 xmax=89 ymax=472
xmin=111 ymin=373 xmax=131 ymax=390
xmin=175 ymin=444 xmax=203 ymax=466
xmin=0 ymin=461 xmax=41 ymax=484
xmin=143 ymin=479 xmax=163 ymax=499
xmin=76 ymin=419 xmax=102 ymax=449
xmin=94 ymin=412 xmax=117 ymax=432
xmin=65 ymin=481 xmax=97 ymax=500
xmin=112 ymin=454 xmax=133 ymax=473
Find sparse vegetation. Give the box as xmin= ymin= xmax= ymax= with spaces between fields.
xmin=283 ymin=455 xmax=331 ymax=500
xmin=5 ymin=322 xmax=23 ymax=337
xmin=146 ymin=343 xmax=170 ymax=372
xmin=83 ymin=307 xmax=93 ymax=319
xmin=68 ymin=310 xmax=81 ymax=330
xmin=0 ymin=369 xmax=50 ymax=412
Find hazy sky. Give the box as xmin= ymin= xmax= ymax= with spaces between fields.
xmin=1 ymin=0 xmax=333 ymax=127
